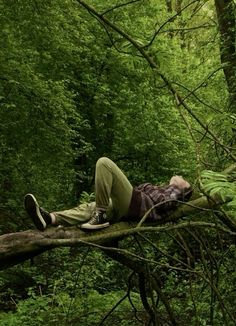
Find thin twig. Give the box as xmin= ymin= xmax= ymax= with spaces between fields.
xmin=137 ymin=232 xmax=194 ymax=270
xmin=188 ymin=231 xmax=235 ymax=324
xmin=136 ymin=199 xmax=225 ymax=228
xmin=190 ymin=1 xmax=210 ymax=20
xmin=144 ymin=0 xmax=200 ymax=48
xmin=101 ymin=0 xmax=141 ymax=16
xmin=65 ymin=247 xmax=90 ymax=323
xmin=173 ymin=81 xmax=223 ymax=114
xmin=161 ymin=24 xmax=215 ymax=34
xmin=177 ymin=66 xmax=223 ymax=105
xmin=98 ymin=293 xmax=129 ymax=326
xmin=127 ymin=272 xmax=144 ymax=323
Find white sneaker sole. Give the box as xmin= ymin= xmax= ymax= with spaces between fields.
xmin=24 ymin=194 xmax=46 ymax=231
xmin=80 ymin=222 xmax=110 ymax=230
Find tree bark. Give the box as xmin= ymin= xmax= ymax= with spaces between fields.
xmin=214 ymin=0 xmax=236 ymax=112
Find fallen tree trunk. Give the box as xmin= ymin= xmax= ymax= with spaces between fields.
xmin=0 ymin=193 xmax=235 ymax=270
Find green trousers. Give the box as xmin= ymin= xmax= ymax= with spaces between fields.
xmin=53 ymin=157 xmax=133 ymax=225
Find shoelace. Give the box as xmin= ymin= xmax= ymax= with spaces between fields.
xmin=89 ymin=211 xmax=100 ymax=224
xmin=40 ymin=207 xmax=48 ymax=217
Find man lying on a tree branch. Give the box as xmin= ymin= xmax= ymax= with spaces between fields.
xmin=24 ymin=157 xmax=192 ymax=231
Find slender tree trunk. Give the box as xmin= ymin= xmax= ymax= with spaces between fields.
xmin=166 ymin=0 xmax=172 ymax=13
xmin=175 ymin=0 xmax=185 ymax=48
xmin=175 ymin=0 xmax=183 ymax=13
xmin=214 ymin=0 xmax=236 ymax=112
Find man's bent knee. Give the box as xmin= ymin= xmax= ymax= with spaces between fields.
xmin=96 ymin=157 xmax=113 ymax=168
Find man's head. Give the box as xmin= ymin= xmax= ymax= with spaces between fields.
xmin=169 ymin=175 xmax=190 ymax=190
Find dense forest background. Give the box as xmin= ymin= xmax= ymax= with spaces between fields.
xmin=0 ymin=0 xmax=236 ymax=325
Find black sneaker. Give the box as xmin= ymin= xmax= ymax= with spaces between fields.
xmin=81 ymin=210 xmax=110 ymax=230
xmin=24 ymin=194 xmax=51 ymax=231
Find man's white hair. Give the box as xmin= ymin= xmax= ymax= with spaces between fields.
xmin=169 ymin=175 xmax=190 ymax=189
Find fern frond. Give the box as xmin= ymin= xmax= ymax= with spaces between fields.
xmin=201 ymin=170 xmax=236 ymax=206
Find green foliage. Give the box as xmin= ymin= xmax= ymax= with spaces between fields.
xmin=0 ymin=290 xmax=143 ymax=326
xmin=201 ymin=170 xmax=236 ymax=207
xmin=1 ymin=0 xmax=236 ymax=325
xmin=0 ymin=248 xmax=143 ymax=325
xmin=79 ymin=191 xmax=95 ymax=204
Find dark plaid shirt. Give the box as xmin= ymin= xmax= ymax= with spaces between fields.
xmin=127 ymin=183 xmax=192 ymax=221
